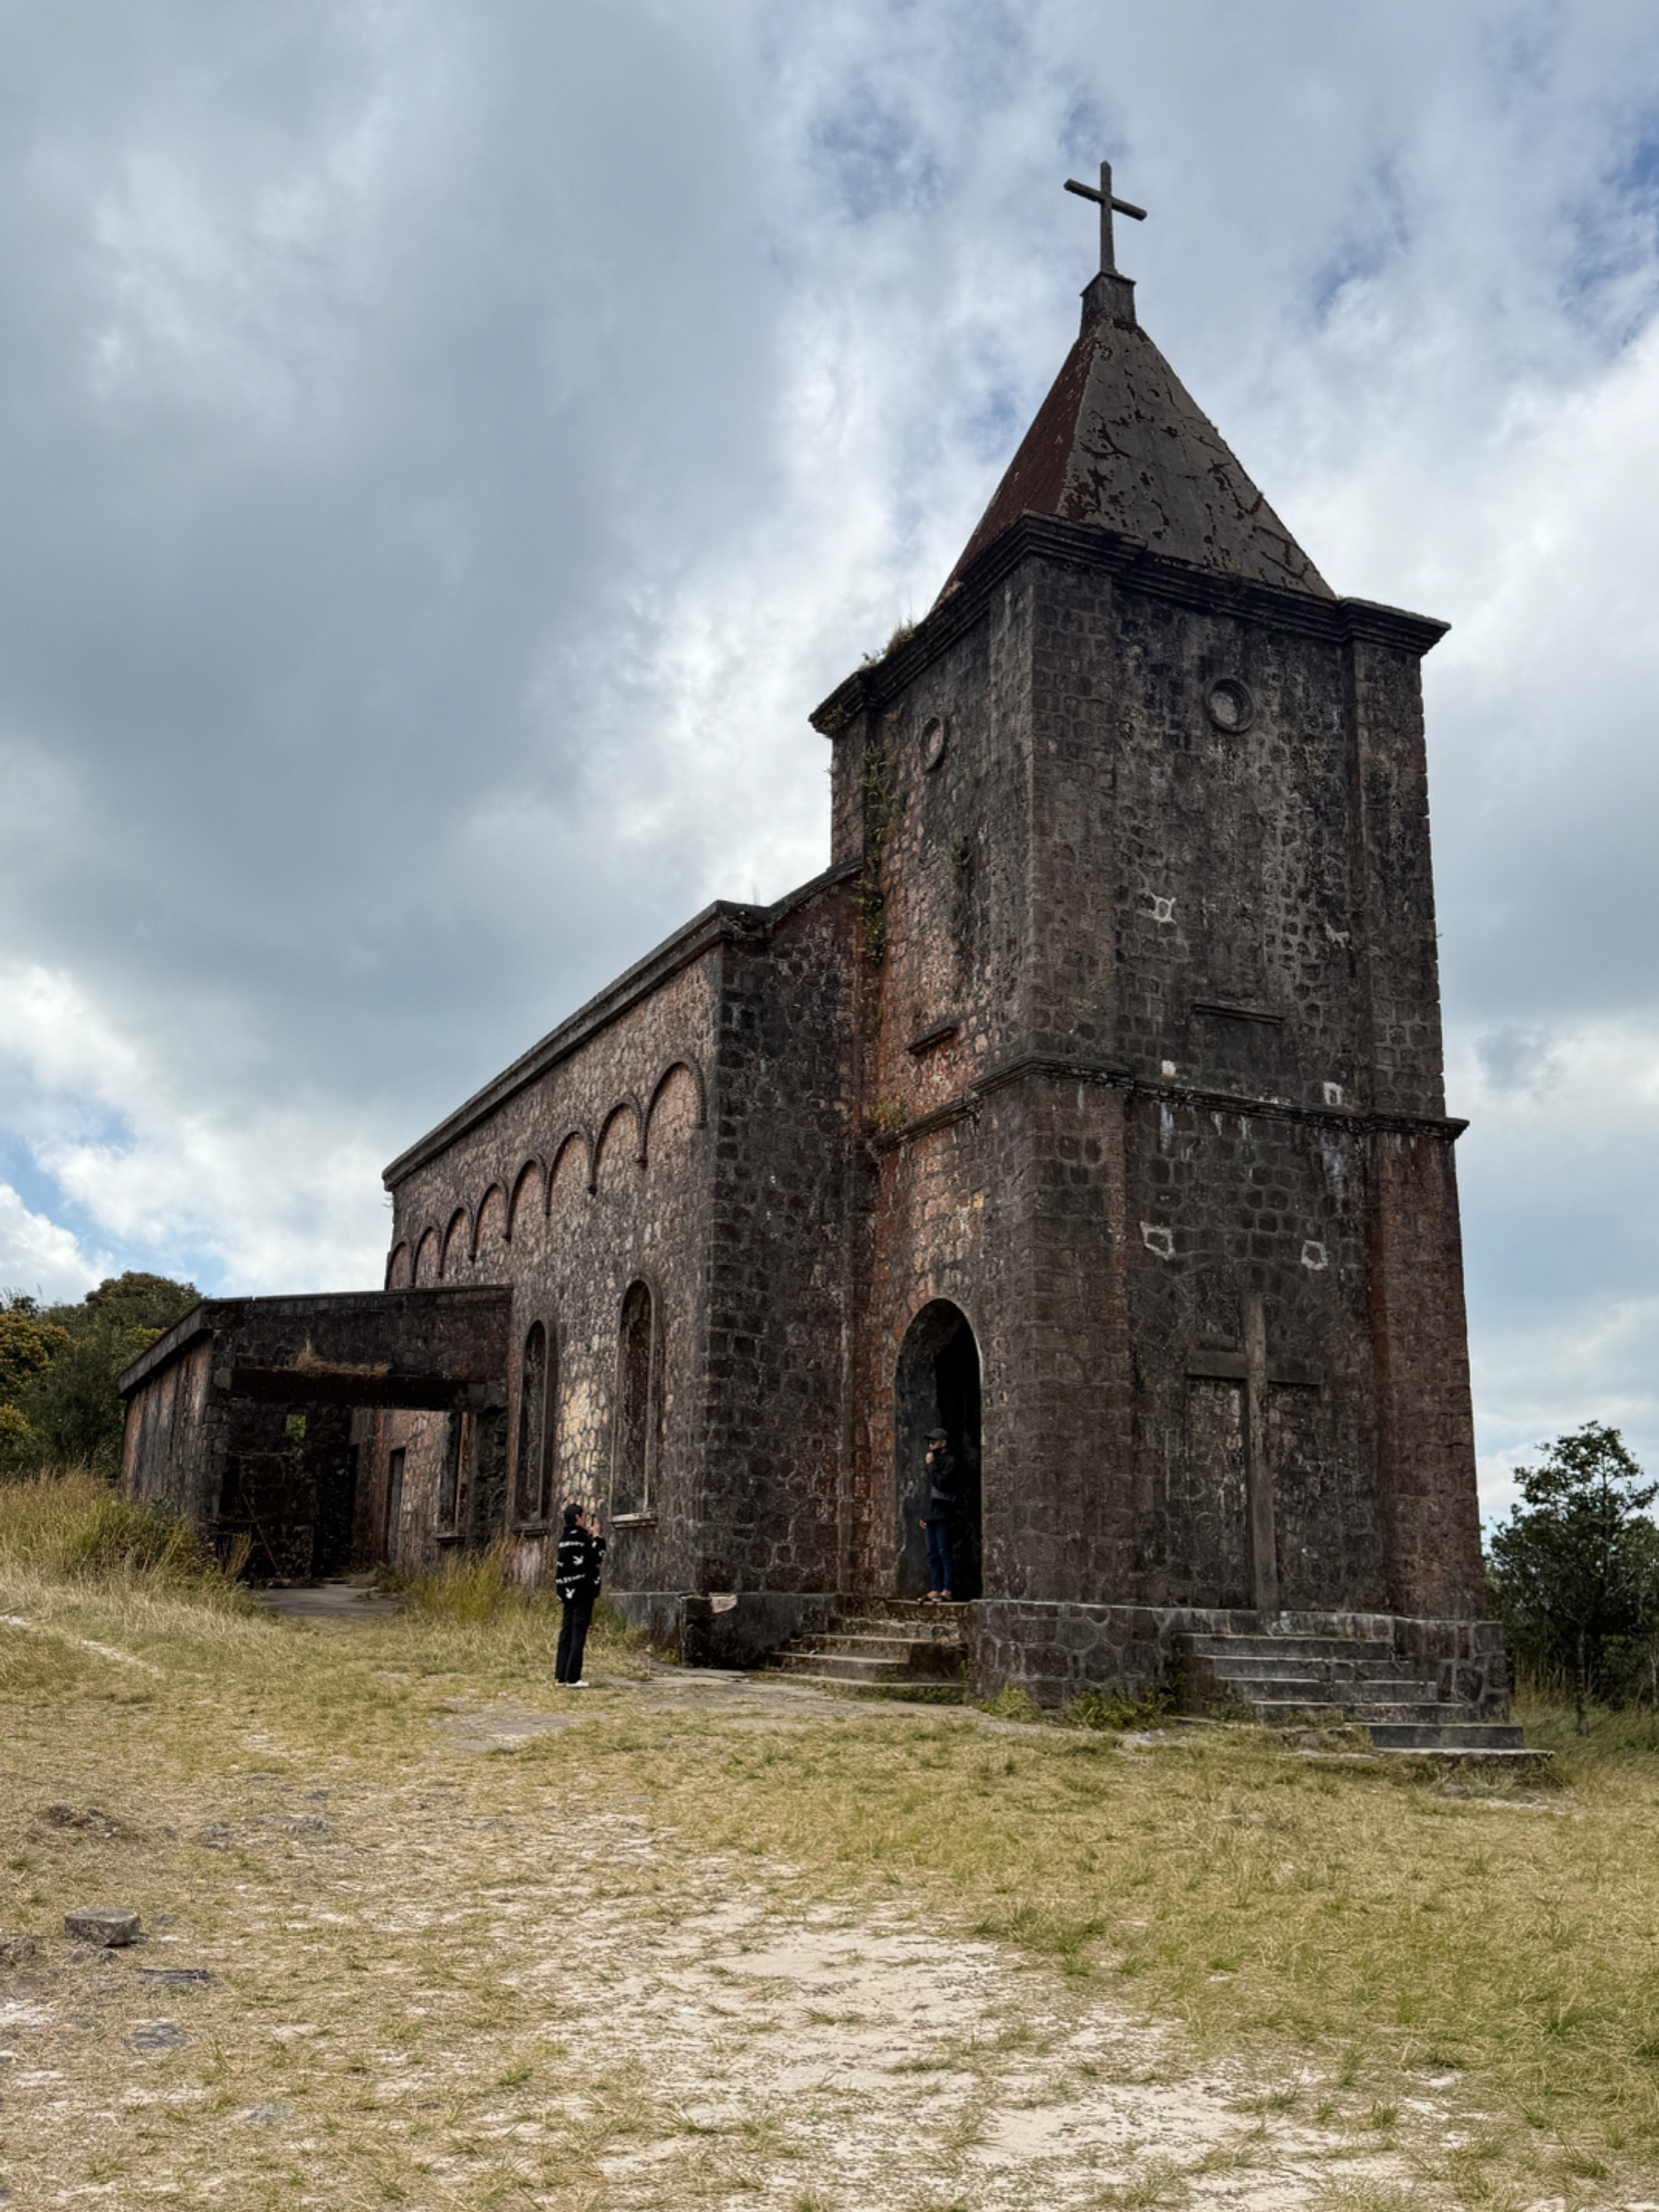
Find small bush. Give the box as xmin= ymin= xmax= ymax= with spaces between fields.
xmin=0 ymin=1468 xmax=232 ymax=1589
xmin=2 ymin=1274 xmax=198 ymax=1474
xmin=1064 ymin=1684 xmax=1174 ymax=1732
xmin=980 ymin=1682 xmax=1043 ymax=1723
xmin=65 ymin=1490 xmax=219 ymax=1580
xmin=401 ymin=1540 xmax=532 ymax=1624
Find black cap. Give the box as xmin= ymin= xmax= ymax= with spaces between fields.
xmin=927 ymin=1429 xmax=948 ymax=1443
xmin=562 ymin=1502 xmax=583 ymax=1529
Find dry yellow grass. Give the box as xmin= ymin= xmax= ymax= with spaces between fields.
xmin=1 ymin=1476 xmax=1657 ymax=2209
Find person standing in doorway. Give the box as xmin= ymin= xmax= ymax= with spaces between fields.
xmin=554 ymin=1503 xmax=606 ymax=1686
xmin=919 ymin=1429 xmax=958 ymax=1603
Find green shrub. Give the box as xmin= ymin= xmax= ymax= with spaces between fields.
xmin=0 ymin=1468 xmax=231 ymax=1587
xmin=2 ymin=1274 xmax=198 ymax=1475
xmin=401 ymin=1539 xmax=531 ymax=1623
xmin=1484 ymin=1422 xmax=1659 ymax=1730
xmin=64 ymin=1489 xmax=218 ymax=1579
xmin=980 ymin=1682 xmax=1043 ymax=1723
xmin=1063 ymin=1683 xmax=1173 ymax=1732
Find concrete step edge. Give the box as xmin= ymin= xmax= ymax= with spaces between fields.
xmin=1370 ymin=1745 xmax=1554 ymax=1763
xmin=766 ymin=1654 xmax=962 ymax=1683
xmin=828 ymin=1630 xmax=966 ymax=1646
xmin=763 ymin=1673 xmax=967 ymax=1703
xmin=1365 ymin=1724 xmax=1528 ymax=1748
xmin=1182 ymin=1635 xmax=1395 ymax=1660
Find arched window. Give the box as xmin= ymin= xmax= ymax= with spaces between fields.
xmin=612 ymin=1280 xmax=661 ymax=1518
xmin=513 ymin=1321 xmax=552 ymax=1527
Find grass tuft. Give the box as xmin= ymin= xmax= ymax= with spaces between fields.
xmin=0 ymin=1466 xmax=238 ymax=1591
xmin=979 ymin=1682 xmax=1043 ymax=1723
xmin=1063 ymin=1684 xmax=1173 ymax=1732
xmin=401 ymin=1537 xmax=528 ymax=1622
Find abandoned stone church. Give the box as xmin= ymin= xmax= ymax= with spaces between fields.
xmin=121 ymin=173 xmax=1504 ymax=1714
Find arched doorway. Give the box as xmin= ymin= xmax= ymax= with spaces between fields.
xmin=893 ymin=1301 xmax=982 ymax=1600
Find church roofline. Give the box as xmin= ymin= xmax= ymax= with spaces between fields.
xmin=382 ymin=856 xmax=860 ymax=1189
xmin=810 ymin=513 xmax=1449 ymax=736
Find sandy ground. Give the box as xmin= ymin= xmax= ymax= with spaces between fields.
xmin=0 ymin=1599 xmax=1462 ymax=2212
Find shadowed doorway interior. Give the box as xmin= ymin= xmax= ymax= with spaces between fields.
xmin=893 ymin=1300 xmax=982 ymax=1600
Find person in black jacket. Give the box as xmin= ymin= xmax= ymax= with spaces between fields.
xmin=553 ymin=1503 xmax=606 ymax=1686
xmin=918 ymin=1429 xmax=958 ymax=1603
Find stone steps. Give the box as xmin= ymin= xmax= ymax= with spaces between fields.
xmin=810 ymin=1628 xmax=966 ymax=1656
xmin=1175 ymin=1628 xmax=1550 ymax=1766
xmin=1184 ymin=1633 xmax=1396 ymax=1664
xmin=765 ymin=1604 xmax=966 ymax=1701
xmin=1366 ymin=1720 xmax=1530 ymax=1752
xmin=761 ymin=1612 xmax=1549 ymax=1766
xmin=770 ymin=1649 xmax=960 ymax=1684
xmin=768 ymin=1672 xmax=967 ymax=1703
xmin=1201 ymin=1654 xmax=1416 ymax=1685
xmin=1247 ymin=1697 xmax=1455 ymax=1726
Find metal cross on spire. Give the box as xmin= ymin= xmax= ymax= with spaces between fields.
xmin=1063 ymin=160 xmax=1146 ymax=276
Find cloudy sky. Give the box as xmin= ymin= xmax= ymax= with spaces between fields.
xmin=2 ymin=0 xmax=1659 ymax=1514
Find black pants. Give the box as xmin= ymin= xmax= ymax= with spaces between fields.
xmin=557 ymin=1590 xmax=596 ymax=1683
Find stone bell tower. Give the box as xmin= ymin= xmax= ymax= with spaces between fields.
xmin=813 ymin=161 xmax=1485 ymax=1654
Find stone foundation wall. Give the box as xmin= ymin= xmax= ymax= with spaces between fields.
xmin=1392 ymin=1613 xmax=1510 ymax=1720
xmin=606 ymin=1588 xmax=837 ymax=1669
xmin=963 ymin=1597 xmax=1510 ymax=1719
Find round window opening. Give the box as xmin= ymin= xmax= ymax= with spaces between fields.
xmin=921 ymin=716 xmax=949 ymax=771
xmin=1204 ymin=678 xmax=1253 ymax=734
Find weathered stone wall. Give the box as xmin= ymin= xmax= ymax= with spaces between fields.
xmin=119 ymin=1292 xmax=512 ymax=1580
xmin=1367 ymin=1130 xmax=1484 ymax=1617
xmin=1123 ymin=1091 xmax=1385 ymax=1611
xmin=816 ymin=518 xmax=1482 ymax=1627
xmin=122 ymin=1333 xmax=221 ymax=1527
xmin=351 ymin=1407 xmax=455 ymax=1575
xmin=377 ymin=872 xmax=859 ymax=1610
xmin=695 ymin=877 xmax=858 ymax=1596
xmin=381 ymin=946 xmax=722 ymax=1594
xmin=965 ymin=1599 xmax=1510 ymax=1720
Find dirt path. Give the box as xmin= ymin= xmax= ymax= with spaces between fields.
xmin=255 ymin=1579 xmax=403 ymax=1625
xmin=0 ymin=1622 xmax=1446 ymax=2211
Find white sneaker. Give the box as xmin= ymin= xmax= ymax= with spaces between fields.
xmin=572 ymin=1679 xmax=591 ymax=1688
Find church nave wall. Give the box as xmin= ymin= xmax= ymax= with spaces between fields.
xmin=375 ymin=954 xmax=722 ymax=1590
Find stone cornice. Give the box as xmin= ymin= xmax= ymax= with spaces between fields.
xmin=811 ymin=513 xmax=1449 ymax=735
xmin=382 ymin=859 xmax=859 ymax=1187
xmin=868 ymin=1050 xmax=1467 ymax=1152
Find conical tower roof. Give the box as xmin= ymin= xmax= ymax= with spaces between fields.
xmin=936 ymin=269 xmax=1331 ymax=603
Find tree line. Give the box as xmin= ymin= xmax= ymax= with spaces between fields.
xmin=0 ymin=1273 xmax=199 ymax=1475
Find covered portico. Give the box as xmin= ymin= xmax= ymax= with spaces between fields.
xmin=119 ymin=1289 xmax=512 ymax=1581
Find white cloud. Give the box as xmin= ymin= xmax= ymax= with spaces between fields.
xmin=1450 ymin=1014 xmax=1659 ymax=1503
xmin=0 ymin=962 xmax=387 ymax=1295
xmin=0 ymin=1 xmax=1658 ymax=1489
xmin=0 ymin=1185 xmax=106 ymax=1305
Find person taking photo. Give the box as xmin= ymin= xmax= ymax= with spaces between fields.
xmin=554 ymin=1503 xmax=606 ymax=1685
